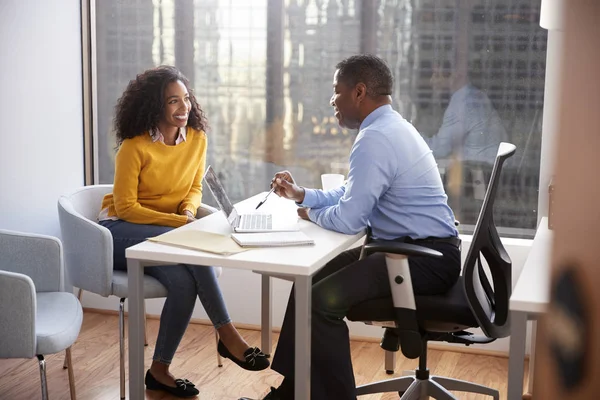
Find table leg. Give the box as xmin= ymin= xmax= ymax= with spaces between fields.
xmin=525 ymin=319 xmax=537 ymax=398
xmin=261 ymin=274 xmax=273 ymax=357
xmin=128 ymin=259 xmax=145 ymax=400
xmin=508 ymin=311 xmax=528 ymax=400
xmin=294 ymin=275 xmax=312 ymax=400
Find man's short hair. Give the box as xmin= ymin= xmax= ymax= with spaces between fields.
xmin=335 ymin=54 xmax=393 ymax=98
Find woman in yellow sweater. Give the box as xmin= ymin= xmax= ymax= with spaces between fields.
xmin=99 ymin=66 xmax=268 ymax=398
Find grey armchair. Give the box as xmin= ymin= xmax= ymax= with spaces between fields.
xmin=58 ymin=184 xmax=222 ymax=400
xmin=0 ymin=229 xmax=83 ymax=400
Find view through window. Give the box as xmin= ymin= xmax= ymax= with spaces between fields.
xmin=95 ymin=0 xmax=546 ymax=238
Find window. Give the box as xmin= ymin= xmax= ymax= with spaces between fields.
xmin=93 ymin=0 xmax=546 ymax=238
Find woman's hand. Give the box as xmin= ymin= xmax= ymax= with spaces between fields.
xmin=183 ymin=210 xmax=197 ymax=224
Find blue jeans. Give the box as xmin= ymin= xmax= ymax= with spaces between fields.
xmin=99 ymin=219 xmax=231 ymax=364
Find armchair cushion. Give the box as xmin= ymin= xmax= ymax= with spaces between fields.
xmin=36 ymin=292 xmax=83 ymax=355
xmin=111 ymin=271 xmax=168 ymax=299
xmin=347 ymin=276 xmax=478 ymax=328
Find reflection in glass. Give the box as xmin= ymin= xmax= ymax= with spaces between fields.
xmin=95 ymin=0 xmax=546 ymax=237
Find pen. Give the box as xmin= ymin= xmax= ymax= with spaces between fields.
xmin=255 ymin=187 xmax=275 ymax=210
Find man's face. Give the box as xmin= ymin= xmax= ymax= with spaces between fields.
xmin=430 ymin=65 xmax=452 ymax=91
xmin=330 ymin=69 xmax=361 ymax=130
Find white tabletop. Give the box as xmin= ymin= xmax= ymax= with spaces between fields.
xmin=126 ymin=193 xmax=365 ymax=276
xmin=510 ymin=217 xmax=553 ymax=314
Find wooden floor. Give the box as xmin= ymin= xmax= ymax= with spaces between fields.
xmin=0 ymin=312 xmax=526 ymax=400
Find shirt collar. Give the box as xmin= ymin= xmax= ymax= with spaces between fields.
xmin=360 ymin=104 xmax=393 ymax=130
xmin=150 ymin=127 xmax=187 ymax=144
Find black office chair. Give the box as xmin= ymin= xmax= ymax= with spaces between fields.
xmin=347 ymin=142 xmax=516 ymax=399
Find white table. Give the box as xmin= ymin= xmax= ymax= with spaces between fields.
xmin=508 ymin=217 xmax=552 ymax=399
xmin=126 ymin=193 xmax=364 ymax=400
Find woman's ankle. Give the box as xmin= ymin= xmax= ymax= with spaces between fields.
xmin=217 ymin=324 xmax=250 ymax=358
xmin=149 ymin=361 xmax=176 ymax=385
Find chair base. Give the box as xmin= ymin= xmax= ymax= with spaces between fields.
xmin=356 ymin=374 xmax=499 ymax=400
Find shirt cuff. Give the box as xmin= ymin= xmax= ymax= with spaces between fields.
xmin=307 ymin=207 xmax=320 ymax=223
xmin=297 ymin=188 xmax=319 ymax=208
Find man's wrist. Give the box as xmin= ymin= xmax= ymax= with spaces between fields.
xmin=296 ymin=188 xmax=306 ymax=203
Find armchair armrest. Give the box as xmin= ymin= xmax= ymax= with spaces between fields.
xmin=361 ymin=239 xmax=442 ymax=359
xmin=58 ymin=196 xmax=114 ymax=297
xmin=0 ymin=229 xmax=64 ymax=292
xmin=0 ymin=270 xmax=36 ymax=358
xmin=196 ymin=203 xmax=218 ymax=219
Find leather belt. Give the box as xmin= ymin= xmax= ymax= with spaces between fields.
xmin=404 ymin=236 xmax=462 ymax=249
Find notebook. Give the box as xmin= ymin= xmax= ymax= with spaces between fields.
xmin=148 ymin=230 xmax=248 ymax=256
xmin=231 ymin=231 xmax=315 ymax=248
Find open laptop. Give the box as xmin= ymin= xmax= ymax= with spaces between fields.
xmin=203 ymin=165 xmax=300 ymax=233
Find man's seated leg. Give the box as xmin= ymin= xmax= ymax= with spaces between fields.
xmin=238 ymin=247 xmax=390 ymax=400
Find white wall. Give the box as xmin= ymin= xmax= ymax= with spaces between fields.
xmin=82 ymin=236 xmax=533 ymax=355
xmin=0 ymin=0 xmax=84 ymax=237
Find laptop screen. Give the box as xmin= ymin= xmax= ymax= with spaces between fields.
xmin=203 ymin=165 xmax=236 ymax=221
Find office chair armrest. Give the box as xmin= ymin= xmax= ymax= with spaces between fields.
xmin=364 ymin=241 xmax=443 ymax=259
xmin=362 ymin=241 xmax=441 ymax=359
xmin=0 ymin=270 xmax=37 ymax=358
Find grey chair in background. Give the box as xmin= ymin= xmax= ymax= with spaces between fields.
xmin=0 ymin=229 xmax=83 ymax=400
xmin=58 ymin=184 xmax=222 ymax=400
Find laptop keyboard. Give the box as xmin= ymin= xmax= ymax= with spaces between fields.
xmin=239 ymin=214 xmax=272 ymax=230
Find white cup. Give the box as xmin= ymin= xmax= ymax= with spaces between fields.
xmin=321 ymin=173 xmax=345 ymax=191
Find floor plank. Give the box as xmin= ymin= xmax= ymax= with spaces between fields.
xmin=0 ymin=312 xmax=526 ymax=399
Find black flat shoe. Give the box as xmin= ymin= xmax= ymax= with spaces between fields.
xmin=145 ymin=370 xmax=199 ymax=398
xmin=217 ymin=340 xmax=270 ymax=371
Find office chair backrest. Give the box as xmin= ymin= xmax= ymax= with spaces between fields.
xmin=462 ymin=142 xmax=515 ymax=338
xmin=58 ymin=185 xmax=115 ymax=297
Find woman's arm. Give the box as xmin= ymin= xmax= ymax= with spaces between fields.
xmin=113 ymin=140 xmax=188 ymax=227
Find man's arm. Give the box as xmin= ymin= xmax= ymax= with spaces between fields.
xmin=299 ymin=186 xmax=345 ymax=209
xmin=426 ymin=97 xmax=466 ymax=158
xmin=308 ymin=132 xmax=395 ymax=234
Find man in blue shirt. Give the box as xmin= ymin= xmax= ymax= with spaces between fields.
xmin=239 ymin=55 xmax=460 ymax=400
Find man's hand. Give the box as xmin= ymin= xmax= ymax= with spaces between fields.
xmin=297 ymin=207 xmax=310 ymax=220
xmin=271 ymin=170 xmax=305 ymax=203
xmin=183 ymin=210 xmax=197 ymax=224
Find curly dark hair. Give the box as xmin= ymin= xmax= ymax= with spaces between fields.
xmin=113 ymin=65 xmax=208 ymax=145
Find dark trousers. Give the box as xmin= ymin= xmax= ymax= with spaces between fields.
xmin=270 ymin=242 xmax=461 ymax=400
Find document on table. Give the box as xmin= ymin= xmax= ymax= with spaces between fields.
xmin=231 ymin=231 xmax=315 ymax=248
xmin=148 ymin=230 xmax=247 ymax=256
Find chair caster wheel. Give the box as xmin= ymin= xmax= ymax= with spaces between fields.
xmin=386 ymin=370 xmax=394 ymax=375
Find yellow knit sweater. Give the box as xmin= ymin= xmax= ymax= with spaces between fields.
xmin=100 ymin=128 xmax=207 ymax=227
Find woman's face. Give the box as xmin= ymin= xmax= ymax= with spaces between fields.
xmin=161 ymin=80 xmax=191 ymax=128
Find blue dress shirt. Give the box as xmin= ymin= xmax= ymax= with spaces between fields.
xmin=301 ymin=104 xmax=458 ymax=240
